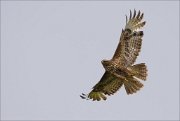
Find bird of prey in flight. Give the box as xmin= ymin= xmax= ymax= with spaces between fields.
xmin=80 ymin=10 xmax=147 ymax=101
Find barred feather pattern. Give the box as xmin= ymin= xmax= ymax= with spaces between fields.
xmin=124 ymin=35 xmax=142 ymax=66
xmin=112 ymin=30 xmax=144 ymax=67
xmin=88 ymin=72 xmax=124 ymax=101
xmin=124 ymin=76 xmax=144 ymax=94
xmin=125 ymin=9 xmax=146 ymax=31
xmin=103 ymin=78 xmax=124 ymax=95
xmin=128 ymin=63 xmax=148 ymax=80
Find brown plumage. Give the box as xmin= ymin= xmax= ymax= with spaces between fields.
xmin=81 ymin=10 xmax=148 ymax=101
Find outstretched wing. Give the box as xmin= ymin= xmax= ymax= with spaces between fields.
xmin=112 ymin=10 xmax=146 ymax=67
xmin=81 ymin=72 xmax=124 ymax=101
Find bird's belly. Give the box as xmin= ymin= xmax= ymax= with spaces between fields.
xmin=115 ymin=69 xmax=129 ymax=77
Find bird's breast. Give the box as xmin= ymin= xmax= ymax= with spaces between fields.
xmin=115 ymin=69 xmax=129 ymax=77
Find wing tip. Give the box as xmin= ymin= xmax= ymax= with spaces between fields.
xmin=125 ymin=9 xmax=145 ymax=31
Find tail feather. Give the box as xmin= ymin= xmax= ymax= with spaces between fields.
xmin=124 ymin=76 xmax=144 ymax=94
xmin=130 ymin=63 xmax=148 ymax=80
xmin=124 ymin=63 xmax=147 ymax=95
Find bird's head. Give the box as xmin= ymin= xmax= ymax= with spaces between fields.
xmin=101 ymin=59 xmax=111 ymax=68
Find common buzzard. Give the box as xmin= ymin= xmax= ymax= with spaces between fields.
xmin=81 ymin=10 xmax=147 ymax=101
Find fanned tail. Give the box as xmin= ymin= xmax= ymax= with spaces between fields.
xmin=124 ymin=76 xmax=144 ymax=94
xmin=124 ymin=63 xmax=147 ymax=94
xmin=130 ymin=63 xmax=148 ymax=80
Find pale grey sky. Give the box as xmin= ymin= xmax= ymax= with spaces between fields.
xmin=1 ymin=1 xmax=179 ymax=120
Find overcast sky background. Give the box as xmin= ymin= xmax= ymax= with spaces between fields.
xmin=1 ymin=1 xmax=179 ymax=120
